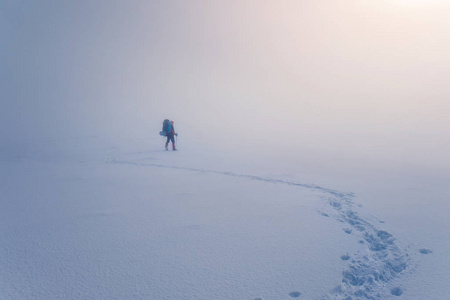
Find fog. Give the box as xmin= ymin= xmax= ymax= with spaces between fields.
xmin=2 ymin=0 xmax=450 ymax=175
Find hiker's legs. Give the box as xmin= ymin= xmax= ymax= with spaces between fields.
xmin=165 ymin=134 xmax=175 ymax=150
xmin=165 ymin=135 xmax=170 ymax=150
xmin=170 ymin=135 xmax=175 ymax=149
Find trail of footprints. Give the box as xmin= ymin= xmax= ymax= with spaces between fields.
xmin=318 ymin=192 xmax=434 ymax=299
xmin=247 ymin=180 xmax=432 ymax=299
xmin=317 ymin=194 xmax=406 ymax=299
xmin=111 ymin=160 xmax=432 ymax=299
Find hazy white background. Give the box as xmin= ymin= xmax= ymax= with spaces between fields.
xmin=2 ymin=0 xmax=449 ymax=176
xmin=2 ymin=2 xmax=450 ymax=299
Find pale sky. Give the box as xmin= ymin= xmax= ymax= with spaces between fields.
xmin=2 ymin=0 xmax=449 ymax=172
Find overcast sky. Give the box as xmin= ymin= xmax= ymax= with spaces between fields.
xmin=2 ymin=0 xmax=449 ymax=172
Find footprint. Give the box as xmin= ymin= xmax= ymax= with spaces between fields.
xmin=354 ymin=225 xmax=366 ymax=231
xmin=341 ymin=254 xmax=351 ymax=261
xmin=391 ymin=287 xmax=403 ymax=296
xmin=377 ymin=230 xmax=393 ymax=241
xmin=343 ymin=228 xmax=352 ymax=234
xmin=419 ymin=248 xmax=433 ymax=254
xmin=329 ymin=201 xmax=341 ymax=209
xmin=289 ymin=291 xmax=301 ymax=298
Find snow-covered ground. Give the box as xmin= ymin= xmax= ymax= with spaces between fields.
xmin=1 ymin=136 xmax=448 ymax=300
xmin=3 ymin=1 xmax=450 ymax=299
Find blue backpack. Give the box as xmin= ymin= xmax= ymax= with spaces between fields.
xmin=160 ymin=119 xmax=170 ymax=136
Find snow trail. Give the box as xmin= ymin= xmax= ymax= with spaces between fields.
xmin=110 ymin=159 xmax=410 ymax=299
xmin=109 ymin=160 xmax=352 ymax=198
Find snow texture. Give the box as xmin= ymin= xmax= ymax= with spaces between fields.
xmin=0 ymin=137 xmax=448 ymax=299
xmin=110 ymin=159 xmax=410 ymax=299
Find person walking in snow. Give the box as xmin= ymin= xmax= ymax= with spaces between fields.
xmin=162 ymin=119 xmax=177 ymax=151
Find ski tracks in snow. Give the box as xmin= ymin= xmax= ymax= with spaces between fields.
xmin=108 ymin=159 xmax=423 ymax=299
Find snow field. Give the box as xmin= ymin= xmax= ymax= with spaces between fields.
xmin=1 ymin=137 xmax=448 ymax=299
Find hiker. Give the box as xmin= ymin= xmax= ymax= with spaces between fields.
xmin=162 ymin=119 xmax=177 ymax=150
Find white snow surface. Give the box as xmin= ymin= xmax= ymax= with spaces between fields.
xmin=1 ymin=136 xmax=449 ymax=300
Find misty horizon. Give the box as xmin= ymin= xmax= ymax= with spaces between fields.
xmin=2 ymin=0 xmax=449 ymax=174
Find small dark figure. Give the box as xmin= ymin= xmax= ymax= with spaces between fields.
xmin=162 ymin=119 xmax=177 ymax=150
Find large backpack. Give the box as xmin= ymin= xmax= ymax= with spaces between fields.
xmin=162 ymin=119 xmax=170 ymax=132
xmin=160 ymin=119 xmax=170 ymax=136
